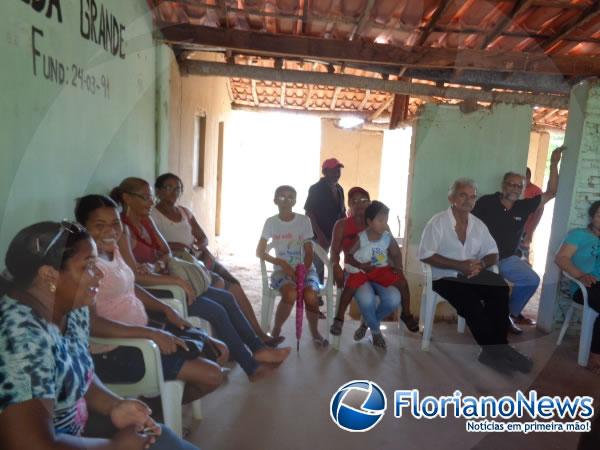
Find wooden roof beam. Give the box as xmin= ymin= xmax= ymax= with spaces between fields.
xmin=251 ymin=79 xmax=259 ymax=105
xmin=349 ymin=0 xmax=376 ymax=41
xmin=158 ymin=24 xmax=600 ymax=75
xmin=541 ymin=1 xmax=600 ymax=52
xmin=415 ymin=0 xmax=454 ymax=48
xmin=369 ymin=97 xmax=394 ymax=121
xmin=182 ymin=59 xmax=569 ymax=108
xmin=330 ymin=86 xmax=342 ymax=109
xmin=358 ymin=89 xmax=371 ymax=110
xmin=480 ymin=0 xmax=535 ymax=49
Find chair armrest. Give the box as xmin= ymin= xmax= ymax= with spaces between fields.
xmin=89 ymin=337 xmax=165 ymax=392
xmin=144 ymin=284 xmax=186 ymax=302
xmin=562 ymin=271 xmax=589 ymax=307
xmin=158 ymin=298 xmax=185 ymax=317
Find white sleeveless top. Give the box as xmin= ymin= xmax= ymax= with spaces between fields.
xmin=346 ymin=230 xmax=392 ymax=274
xmin=151 ymin=206 xmax=195 ymax=248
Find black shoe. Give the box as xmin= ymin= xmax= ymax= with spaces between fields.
xmin=501 ymin=345 xmax=533 ymax=373
xmin=508 ymin=316 xmax=523 ymax=335
xmin=354 ymin=323 xmax=368 ymax=341
xmin=371 ymin=332 xmax=387 ymax=349
xmin=478 ymin=348 xmax=514 ymax=375
xmin=330 ymin=318 xmax=344 ymax=336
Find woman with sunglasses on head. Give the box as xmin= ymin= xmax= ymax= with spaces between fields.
xmin=109 ymin=180 xmax=291 ymax=381
xmin=152 ymin=173 xmax=282 ymax=347
xmin=0 ymin=221 xmax=199 ymax=450
xmin=75 ymin=195 xmax=228 ymax=398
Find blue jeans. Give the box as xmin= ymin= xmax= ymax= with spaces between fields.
xmin=187 ymin=287 xmax=263 ymax=376
xmin=353 ymin=282 xmax=401 ymax=333
xmin=151 ymin=425 xmax=199 ymax=450
xmin=498 ymin=255 xmax=540 ymax=316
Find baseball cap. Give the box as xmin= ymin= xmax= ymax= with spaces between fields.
xmin=322 ymin=158 xmax=344 ymax=170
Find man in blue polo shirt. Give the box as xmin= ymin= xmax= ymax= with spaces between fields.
xmin=472 ymin=146 xmax=565 ymax=333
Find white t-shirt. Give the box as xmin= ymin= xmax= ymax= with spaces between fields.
xmin=346 ymin=230 xmax=392 ymax=274
xmin=151 ymin=206 xmax=195 ymax=248
xmin=418 ymin=208 xmax=498 ymax=280
xmin=261 ymin=213 xmax=314 ymax=270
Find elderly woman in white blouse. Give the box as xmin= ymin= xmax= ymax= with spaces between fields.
xmin=152 ymin=173 xmax=284 ymax=347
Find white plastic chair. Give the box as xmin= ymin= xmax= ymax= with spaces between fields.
xmin=556 ymin=271 xmax=599 ymax=366
xmin=90 ymin=337 xmax=202 ymax=437
xmin=259 ymin=242 xmax=334 ymax=337
xmin=419 ymin=263 xmax=466 ymax=351
xmin=144 ymin=283 xmax=209 ymax=330
xmin=330 ymin=287 xmax=405 ymax=350
xmin=419 ymin=262 xmax=502 ymax=351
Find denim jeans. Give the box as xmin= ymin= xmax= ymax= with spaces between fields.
xmin=353 ymin=282 xmax=401 ymax=333
xmin=187 ymin=287 xmax=263 ymax=376
xmin=498 ymin=255 xmax=540 ymax=316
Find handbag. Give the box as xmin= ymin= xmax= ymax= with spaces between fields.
xmin=165 ymin=324 xmax=222 ymax=362
xmin=167 ymin=254 xmax=212 ymax=297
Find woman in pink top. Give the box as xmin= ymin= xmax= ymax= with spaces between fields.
xmin=76 ymin=194 xmax=229 ymax=399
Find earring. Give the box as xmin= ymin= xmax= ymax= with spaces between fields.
xmin=49 ymin=283 xmax=57 ymax=293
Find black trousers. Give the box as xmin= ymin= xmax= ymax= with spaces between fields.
xmin=432 ymin=270 xmax=510 ymax=347
xmin=574 ymin=282 xmax=600 ymax=354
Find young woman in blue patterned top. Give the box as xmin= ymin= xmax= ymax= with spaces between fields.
xmin=0 ymin=221 xmax=199 ymax=450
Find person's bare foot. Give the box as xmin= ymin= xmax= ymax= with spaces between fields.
xmin=248 ymin=363 xmax=277 ymax=382
xmin=254 ymin=346 xmax=291 ymax=364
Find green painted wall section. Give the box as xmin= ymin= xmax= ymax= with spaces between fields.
xmin=404 ymin=103 xmax=533 ymax=316
xmin=0 ymin=0 xmax=168 ymax=256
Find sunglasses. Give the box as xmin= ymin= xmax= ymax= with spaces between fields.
xmin=36 ymin=220 xmax=86 ymax=258
xmin=125 ymin=191 xmax=157 ymax=203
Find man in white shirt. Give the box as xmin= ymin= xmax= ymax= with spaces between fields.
xmin=418 ymin=178 xmax=532 ymax=374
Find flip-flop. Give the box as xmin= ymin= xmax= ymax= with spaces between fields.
xmin=313 ymin=336 xmax=329 ymax=347
xmin=263 ymin=335 xmax=286 ymax=347
xmin=329 ymin=318 xmax=344 ymax=336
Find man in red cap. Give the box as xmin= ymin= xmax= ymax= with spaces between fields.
xmin=304 ymin=158 xmax=346 ymax=291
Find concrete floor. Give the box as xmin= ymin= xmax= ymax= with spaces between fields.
xmin=182 ymin=320 xmax=599 ymax=450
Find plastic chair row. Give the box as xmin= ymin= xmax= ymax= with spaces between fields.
xmin=91 ymin=284 xmax=206 ymax=437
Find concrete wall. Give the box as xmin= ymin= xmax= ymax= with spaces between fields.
xmin=0 ymin=0 xmax=162 ymax=256
xmin=538 ymin=80 xmax=600 ymax=331
xmin=320 ymin=119 xmax=384 ymax=201
xmin=167 ymin=53 xmax=232 ymax=242
xmin=405 ymin=103 xmax=533 ymax=318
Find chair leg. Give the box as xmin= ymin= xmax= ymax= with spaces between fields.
xmin=418 ymin=289 xmax=427 ymax=332
xmin=457 ymin=316 xmax=466 ymax=334
xmin=260 ymin=293 xmax=273 ymax=331
xmin=331 ymin=290 xmax=342 ymax=350
xmin=556 ymin=305 xmax=575 ymax=346
xmin=397 ymin=306 xmax=405 ymax=349
xmin=421 ymin=295 xmax=437 ymax=351
xmin=191 ymin=399 xmax=202 ymax=420
xmin=161 ymin=381 xmax=185 ymax=437
xmin=578 ymin=308 xmax=599 ymax=366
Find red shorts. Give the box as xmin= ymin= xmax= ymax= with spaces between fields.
xmin=345 ymin=266 xmax=405 ymax=290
